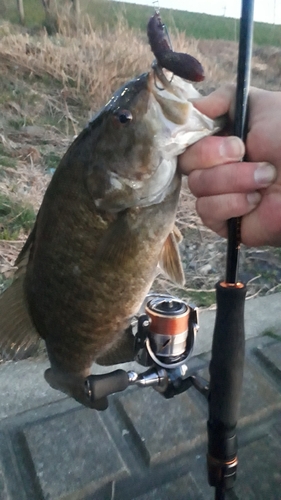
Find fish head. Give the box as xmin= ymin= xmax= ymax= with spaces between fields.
xmin=87 ymin=66 xmax=220 ymax=212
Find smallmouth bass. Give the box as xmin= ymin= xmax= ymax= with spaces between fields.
xmin=0 ymin=58 xmax=219 ymax=408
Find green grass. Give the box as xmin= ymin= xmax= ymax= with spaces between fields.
xmin=0 ymin=75 xmax=19 ymax=106
xmin=1 ymin=0 xmax=280 ymax=46
xmin=187 ymin=290 xmax=216 ymax=308
xmin=8 ymin=117 xmax=30 ymax=130
xmin=0 ymin=194 xmax=35 ymax=240
xmin=164 ymin=285 xmax=216 ymax=308
xmin=44 ymin=151 xmax=61 ymax=170
xmin=262 ymin=329 xmax=281 ymax=341
xmin=0 ymin=143 xmax=11 ymax=156
xmin=2 ymin=0 xmax=45 ymax=25
xmin=0 ymin=156 xmax=16 ymax=168
xmin=84 ymin=1 xmax=281 ymax=46
xmin=0 ymin=143 xmax=17 ymax=170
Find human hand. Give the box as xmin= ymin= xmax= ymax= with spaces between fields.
xmin=179 ymin=85 xmax=281 ymax=247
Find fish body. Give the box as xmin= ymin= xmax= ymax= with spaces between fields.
xmin=0 ymin=68 xmax=219 ymax=408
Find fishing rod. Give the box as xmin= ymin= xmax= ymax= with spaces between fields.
xmin=83 ymin=2 xmax=255 ymax=498
xmin=207 ymin=2 xmax=254 ymax=499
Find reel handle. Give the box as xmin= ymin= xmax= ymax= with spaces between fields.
xmin=85 ymin=369 xmax=129 ymax=403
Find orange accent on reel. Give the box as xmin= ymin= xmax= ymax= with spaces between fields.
xmin=145 ymin=306 xmax=189 ymax=336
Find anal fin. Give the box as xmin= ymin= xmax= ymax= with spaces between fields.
xmin=0 ymin=275 xmax=40 ymax=362
xmin=159 ymin=229 xmax=185 ymax=286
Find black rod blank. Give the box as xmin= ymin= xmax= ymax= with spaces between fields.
xmin=226 ymin=0 xmax=255 ymax=284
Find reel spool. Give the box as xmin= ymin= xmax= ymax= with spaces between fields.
xmin=144 ymin=295 xmax=197 ymax=369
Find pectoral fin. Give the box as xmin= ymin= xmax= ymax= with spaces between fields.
xmin=172 ymin=224 xmax=183 ymax=244
xmin=96 ymin=212 xmax=135 ymax=265
xmin=159 ymin=229 xmax=185 ymax=286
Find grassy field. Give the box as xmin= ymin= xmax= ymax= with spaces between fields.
xmin=1 ymin=0 xmax=281 ymax=46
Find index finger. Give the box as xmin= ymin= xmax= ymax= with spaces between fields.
xmin=178 ymin=135 xmax=245 ymax=174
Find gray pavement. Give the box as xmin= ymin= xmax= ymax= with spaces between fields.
xmin=0 ymin=294 xmax=280 ymax=500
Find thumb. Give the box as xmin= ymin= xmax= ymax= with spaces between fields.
xmin=191 ymin=84 xmax=236 ymax=120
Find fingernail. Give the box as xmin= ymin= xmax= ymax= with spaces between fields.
xmin=247 ymin=192 xmax=261 ymax=206
xmin=254 ymin=162 xmax=276 ymax=186
xmin=219 ymin=137 xmax=244 ymax=159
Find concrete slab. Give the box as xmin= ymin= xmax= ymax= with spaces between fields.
xmin=0 ymin=294 xmax=280 ymax=500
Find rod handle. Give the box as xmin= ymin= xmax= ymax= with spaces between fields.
xmin=209 ymin=281 xmax=246 ymax=428
xmin=207 ymin=281 xmax=246 ymax=491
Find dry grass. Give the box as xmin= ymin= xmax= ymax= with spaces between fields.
xmin=0 ymin=17 xmax=220 ymax=109
xmin=0 ymin=15 xmax=281 ymax=303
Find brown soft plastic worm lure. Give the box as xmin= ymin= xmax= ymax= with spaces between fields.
xmin=147 ymin=12 xmax=204 ymax=82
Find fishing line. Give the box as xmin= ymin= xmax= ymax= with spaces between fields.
xmin=152 ymin=0 xmax=174 ymax=85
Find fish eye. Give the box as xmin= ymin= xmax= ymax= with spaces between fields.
xmin=116 ymin=109 xmax=133 ymax=124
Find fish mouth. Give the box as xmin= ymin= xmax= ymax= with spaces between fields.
xmin=149 ymin=62 xmax=192 ymax=127
xmin=147 ymin=62 xmax=221 ymax=158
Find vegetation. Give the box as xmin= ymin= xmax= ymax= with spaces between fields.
xmin=0 ymin=193 xmax=35 ymax=240
xmin=0 ymin=1 xmax=280 ymax=306
xmin=0 ymin=0 xmax=280 ymax=46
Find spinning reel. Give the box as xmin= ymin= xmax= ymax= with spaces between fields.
xmin=85 ymin=294 xmax=205 ymax=405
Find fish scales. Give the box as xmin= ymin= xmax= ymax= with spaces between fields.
xmin=26 ymin=173 xmax=180 ymax=371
